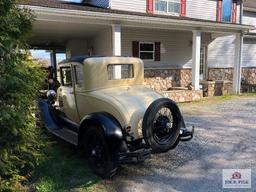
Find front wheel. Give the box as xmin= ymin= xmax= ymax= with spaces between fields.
xmin=142 ymin=98 xmax=182 ymax=153
xmin=83 ymin=126 xmax=117 ymax=178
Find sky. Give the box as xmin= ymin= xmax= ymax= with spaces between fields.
xmin=30 ymin=50 xmax=66 ymax=64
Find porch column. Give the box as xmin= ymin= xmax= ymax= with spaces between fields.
xmin=233 ymin=33 xmax=243 ymax=94
xmin=192 ymin=30 xmax=201 ymax=90
xmin=112 ymin=24 xmax=121 ymax=56
xmin=50 ymin=50 xmax=57 ymax=78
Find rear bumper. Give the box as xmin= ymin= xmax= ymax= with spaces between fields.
xmin=179 ymin=126 xmax=194 ymax=142
xmin=118 ymin=148 xmax=151 ymax=164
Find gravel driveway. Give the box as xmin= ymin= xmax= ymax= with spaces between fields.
xmin=108 ymin=96 xmax=256 ymax=192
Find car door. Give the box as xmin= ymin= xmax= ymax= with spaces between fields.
xmin=59 ymin=64 xmax=80 ymax=123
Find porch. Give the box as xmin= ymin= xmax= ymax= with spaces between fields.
xmin=23 ymin=1 xmax=253 ymax=102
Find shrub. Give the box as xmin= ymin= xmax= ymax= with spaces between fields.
xmin=0 ymin=1 xmax=46 ymax=191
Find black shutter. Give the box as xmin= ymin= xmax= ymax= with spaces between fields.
xmin=154 ymin=42 xmax=161 ymax=61
xmin=132 ymin=41 xmax=139 ymax=58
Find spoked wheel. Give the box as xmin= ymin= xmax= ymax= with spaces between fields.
xmin=84 ymin=126 xmax=117 ymax=178
xmin=142 ymin=98 xmax=182 ymax=153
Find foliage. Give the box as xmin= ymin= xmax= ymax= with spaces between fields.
xmin=0 ymin=0 xmax=46 ymax=191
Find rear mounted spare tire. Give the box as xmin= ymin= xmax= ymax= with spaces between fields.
xmin=142 ymin=98 xmax=182 ymax=153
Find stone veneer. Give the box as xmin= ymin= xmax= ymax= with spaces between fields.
xmin=144 ymin=68 xmax=192 ymax=92
xmin=144 ymin=67 xmax=256 ymax=100
xmin=162 ymin=90 xmax=203 ymax=103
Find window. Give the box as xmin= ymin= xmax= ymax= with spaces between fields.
xmin=60 ymin=67 xmax=72 ymax=87
xmin=74 ymin=65 xmax=83 ymax=87
xmin=222 ymin=0 xmax=233 ymax=22
xmin=139 ymin=42 xmax=154 ymax=60
xmin=155 ymin=0 xmax=180 ymax=15
xmin=200 ymin=47 xmax=207 ymax=80
xmin=108 ymin=64 xmax=134 ymax=80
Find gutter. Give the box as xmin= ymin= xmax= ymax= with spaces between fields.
xmin=20 ymin=5 xmax=254 ymax=33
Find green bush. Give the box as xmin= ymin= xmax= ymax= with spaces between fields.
xmin=0 ymin=1 xmax=46 ymax=191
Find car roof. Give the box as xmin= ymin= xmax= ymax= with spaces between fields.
xmin=59 ymin=56 xmax=103 ymax=64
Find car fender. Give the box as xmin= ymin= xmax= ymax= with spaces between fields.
xmin=78 ymin=112 xmax=124 ymax=149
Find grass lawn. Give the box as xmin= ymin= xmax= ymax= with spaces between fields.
xmin=29 ymin=135 xmax=114 ymax=192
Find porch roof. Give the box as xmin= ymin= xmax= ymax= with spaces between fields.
xmin=20 ymin=0 xmax=254 ymax=33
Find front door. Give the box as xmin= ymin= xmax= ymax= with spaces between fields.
xmin=59 ymin=65 xmax=80 ymax=123
xmin=200 ymin=46 xmax=207 ymax=80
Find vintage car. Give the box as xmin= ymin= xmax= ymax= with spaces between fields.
xmin=39 ymin=56 xmax=194 ymax=178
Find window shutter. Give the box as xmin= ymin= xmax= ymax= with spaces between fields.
xmin=232 ymin=0 xmax=237 ymax=23
xmin=132 ymin=41 xmax=139 ymax=58
xmin=154 ymin=42 xmax=161 ymax=61
xmin=180 ymin=0 xmax=186 ymax=17
xmin=216 ymin=0 xmax=222 ymax=22
xmin=147 ymin=0 xmax=154 ymax=14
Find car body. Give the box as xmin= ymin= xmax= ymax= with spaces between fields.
xmin=39 ymin=56 xmax=194 ymax=178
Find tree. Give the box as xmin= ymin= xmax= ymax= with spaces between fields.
xmin=0 ymin=0 xmax=45 ymax=190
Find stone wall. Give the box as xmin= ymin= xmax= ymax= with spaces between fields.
xmin=162 ymin=90 xmax=203 ymax=103
xmin=144 ymin=67 xmax=256 ymax=95
xmin=208 ymin=68 xmax=233 ymax=81
xmin=144 ymin=68 xmax=192 ymax=92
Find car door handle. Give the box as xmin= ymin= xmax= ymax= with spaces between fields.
xmin=70 ymin=91 xmax=74 ymax=94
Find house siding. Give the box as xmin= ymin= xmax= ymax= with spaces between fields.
xmin=208 ymin=35 xmax=236 ymax=68
xmin=243 ymin=11 xmax=256 ymax=33
xmin=88 ymin=28 xmax=112 ymax=56
xmin=111 ymin=0 xmax=147 ymax=13
xmin=186 ymin=0 xmax=217 ymax=21
xmin=121 ymin=27 xmax=193 ymax=68
xmin=243 ymin=38 xmax=256 ymax=67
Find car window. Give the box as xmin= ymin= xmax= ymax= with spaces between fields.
xmin=60 ymin=66 xmax=72 ymax=87
xmin=74 ymin=65 xmax=83 ymax=87
xmin=107 ymin=64 xmax=134 ymax=80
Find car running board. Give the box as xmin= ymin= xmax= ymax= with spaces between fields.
xmin=38 ymin=99 xmax=78 ymax=146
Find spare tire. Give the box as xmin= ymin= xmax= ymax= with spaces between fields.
xmin=142 ymin=98 xmax=182 ymax=153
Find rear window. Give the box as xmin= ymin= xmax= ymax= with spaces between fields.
xmin=107 ymin=64 xmax=134 ymax=80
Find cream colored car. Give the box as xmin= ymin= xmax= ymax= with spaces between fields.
xmin=39 ymin=56 xmax=193 ymax=178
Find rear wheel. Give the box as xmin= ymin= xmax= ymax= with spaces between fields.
xmin=83 ymin=126 xmax=117 ymax=178
xmin=142 ymin=98 xmax=182 ymax=153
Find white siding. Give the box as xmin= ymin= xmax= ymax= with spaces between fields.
xmin=208 ymin=35 xmax=235 ymax=68
xmin=186 ymin=0 xmax=217 ymax=21
xmin=121 ymin=27 xmax=193 ymax=68
xmin=243 ymin=38 xmax=256 ymax=67
xmin=111 ymin=0 xmax=146 ymax=13
xmin=243 ymin=11 xmax=256 ymax=33
xmin=88 ymin=28 xmax=112 ymax=56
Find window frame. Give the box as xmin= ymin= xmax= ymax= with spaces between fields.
xmin=60 ymin=66 xmax=73 ymax=87
xmin=139 ymin=42 xmax=155 ymax=61
xmin=154 ymin=0 xmax=181 ymax=16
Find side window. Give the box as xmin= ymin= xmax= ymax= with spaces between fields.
xmin=60 ymin=66 xmax=72 ymax=87
xmin=74 ymin=65 xmax=84 ymax=87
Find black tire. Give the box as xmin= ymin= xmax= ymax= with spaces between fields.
xmin=83 ymin=126 xmax=118 ymax=178
xmin=142 ymin=98 xmax=182 ymax=153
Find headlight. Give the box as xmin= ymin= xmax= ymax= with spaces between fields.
xmin=137 ymin=119 xmax=143 ymax=138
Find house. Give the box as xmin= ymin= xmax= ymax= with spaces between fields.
xmin=19 ymin=0 xmax=254 ymax=101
